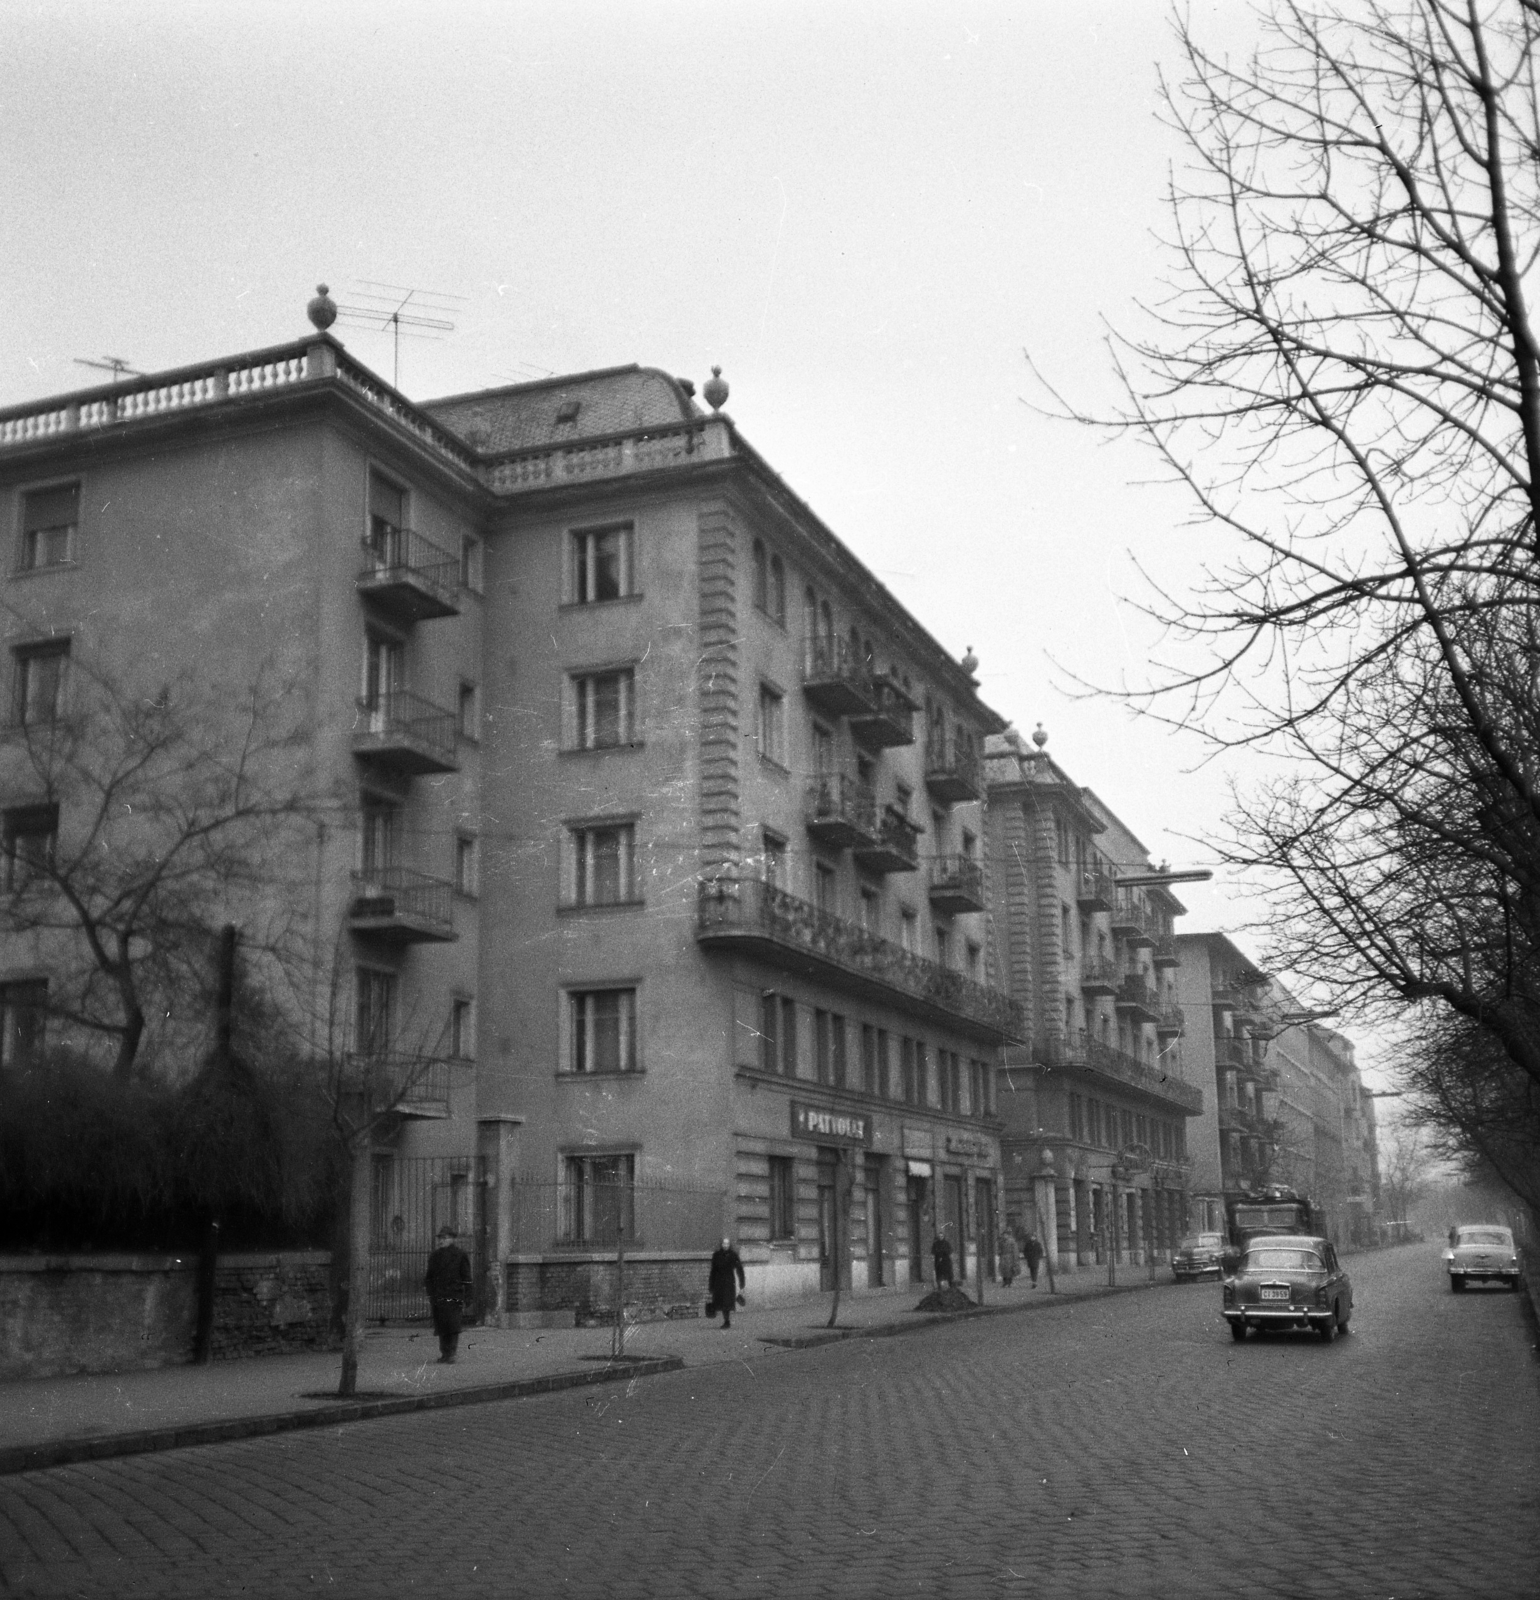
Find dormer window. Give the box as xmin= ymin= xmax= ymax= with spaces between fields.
xmin=555 ymin=400 xmax=582 ymax=425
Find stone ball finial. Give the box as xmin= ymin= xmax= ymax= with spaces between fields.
xmin=960 ymin=645 xmax=979 ymax=676
xmin=1032 ymin=722 xmax=1049 ymax=749
xmin=702 ymin=365 xmax=729 ymax=412
xmin=307 ymin=284 xmax=337 ymax=332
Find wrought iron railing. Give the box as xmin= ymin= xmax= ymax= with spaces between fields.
xmin=344 ymin=1051 xmax=453 ymax=1114
xmin=359 ymin=520 xmax=459 ymax=602
xmin=1040 ymin=1029 xmax=1204 ymax=1114
xmin=351 ymin=866 xmax=456 ymax=933
xmin=924 ymin=733 xmax=982 ymax=795
xmin=696 ymin=876 xmax=1025 ymax=1040
xmin=805 ymin=773 xmax=877 ymax=836
xmin=353 ymin=688 xmax=458 ymax=765
xmin=930 ymin=854 xmax=984 ymax=903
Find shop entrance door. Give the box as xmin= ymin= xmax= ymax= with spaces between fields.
xmin=906 ymin=1174 xmax=928 ymax=1282
xmin=865 ymin=1156 xmax=884 ymax=1287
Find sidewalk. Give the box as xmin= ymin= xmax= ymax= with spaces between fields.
xmin=0 ymin=1265 xmax=1167 ymax=1476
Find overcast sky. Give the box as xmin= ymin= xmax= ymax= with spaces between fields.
xmin=0 ymin=3 xmax=1384 ymax=1078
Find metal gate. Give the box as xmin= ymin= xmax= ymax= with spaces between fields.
xmin=368 ymin=1154 xmax=487 ymax=1321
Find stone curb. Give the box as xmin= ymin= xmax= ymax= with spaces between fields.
xmin=0 ymin=1355 xmax=683 ymax=1479
xmin=758 ymin=1274 xmax=1158 ymax=1349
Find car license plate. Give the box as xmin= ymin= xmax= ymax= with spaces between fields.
xmin=1260 ymin=1287 xmax=1289 ymax=1300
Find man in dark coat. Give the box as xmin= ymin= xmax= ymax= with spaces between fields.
xmin=707 ymin=1237 xmax=745 ymax=1329
xmin=424 ymin=1223 xmax=472 ymax=1363
xmin=1022 ymin=1232 xmax=1044 ymax=1288
xmin=931 ymin=1233 xmax=955 ymax=1287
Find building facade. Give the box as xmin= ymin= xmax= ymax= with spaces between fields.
xmin=983 ymin=728 xmax=1204 ymax=1270
xmin=0 ymin=305 xmax=1021 ymax=1315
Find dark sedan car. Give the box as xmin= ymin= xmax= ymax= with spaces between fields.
xmin=1221 ymin=1234 xmax=1352 ymax=1342
xmin=1173 ymin=1232 xmax=1228 ymax=1282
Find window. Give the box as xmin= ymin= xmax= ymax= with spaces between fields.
xmin=756 ymin=990 xmax=797 ymax=1074
xmin=915 ymin=1042 xmax=929 ymax=1105
xmin=3 ymin=805 xmax=57 ymax=891
xmin=562 ymin=1153 xmax=635 ymax=1243
xmin=458 ymin=680 xmax=479 ymax=740
xmin=861 ymin=1024 xmax=877 ymax=1094
xmin=769 ymin=555 xmax=786 ymax=625
xmin=813 ymin=1010 xmax=848 ymax=1086
xmin=20 ymin=483 xmax=78 ymax=570
xmin=569 ymin=822 xmax=636 ymax=906
xmin=876 ymin=1029 xmax=891 ymax=1099
xmin=1055 ymin=817 xmax=1071 ymax=867
xmin=569 ymin=988 xmax=637 ymax=1073
xmin=939 ymin=1050 xmax=960 ymax=1113
xmin=0 ymin=979 xmax=47 ymax=1070
xmin=454 ymin=834 xmax=478 ymax=897
xmin=752 ymin=539 xmax=769 ymax=612
xmin=934 ymin=925 xmax=951 ymax=968
xmin=901 ymin=1036 xmax=918 ymax=1104
xmin=361 ymin=632 xmax=405 ymax=715
xmin=894 ymin=782 xmax=913 ymax=818
xmin=969 ymin=1058 xmax=987 ymax=1117
xmin=573 ymin=668 xmax=635 ymax=749
xmin=459 ymin=535 xmax=481 ymax=592
xmin=965 ymin=941 xmax=982 ymax=981
xmin=761 ymin=831 xmax=787 ymax=890
xmin=12 ymin=641 xmax=69 ymax=727
xmin=367 ymin=471 xmax=405 ymax=559
xmin=813 ymin=724 xmax=835 ymax=773
xmin=814 ymin=861 xmax=838 ymax=915
xmin=900 ymin=909 xmax=918 ymax=952
xmin=355 ymin=968 xmax=397 ymax=1058
xmin=768 ymin=1155 xmax=796 ymax=1241
xmin=569 ymin=523 xmax=634 ymax=604
xmin=450 ymin=997 xmax=475 ymax=1060
xmin=1068 ymin=1093 xmax=1085 ymax=1141
xmin=757 ymin=683 xmax=786 ymax=766
xmin=359 ymin=799 xmax=399 ymax=876
xmin=859 ymin=887 xmax=879 ymax=932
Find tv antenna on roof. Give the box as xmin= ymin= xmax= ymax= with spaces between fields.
xmin=74 ymin=355 xmax=143 ymax=382
xmin=332 ymin=280 xmax=464 ymax=389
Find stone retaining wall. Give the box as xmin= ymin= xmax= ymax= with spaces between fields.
xmin=0 ymin=1252 xmax=337 ymax=1380
xmin=506 ymin=1253 xmax=712 ymax=1327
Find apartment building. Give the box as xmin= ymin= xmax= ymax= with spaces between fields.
xmin=1175 ymin=933 xmax=1379 ymax=1242
xmin=983 ymin=727 xmax=1203 ymax=1270
xmin=0 ymin=296 xmax=1019 ymax=1313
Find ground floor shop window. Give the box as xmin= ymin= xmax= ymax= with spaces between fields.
xmin=768 ymin=1155 xmax=796 ymax=1240
xmin=0 ymin=978 xmax=47 ymax=1070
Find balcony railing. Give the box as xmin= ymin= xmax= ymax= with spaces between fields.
xmin=802 ymin=636 xmax=876 ymax=717
xmin=1110 ymin=892 xmax=1154 ymax=944
xmin=1078 ymin=957 xmax=1120 ymax=995
xmin=1077 ymin=866 xmax=1114 ymax=912
xmin=696 ymin=876 xmax=1026 ymax=1042
xmin=1156 ymin=1003 xmax=1186 ymax=1037
xmin=928 ymin=853 xmax=985 ymax=914
xmin=1115 ymin=974 xmax=1162 ymax=1022
xmin=1040 ymin=1029 xmax=1204 ymax=1115
xmin=853 ymin=808 xmax=923 ymax=874
xmin=849 ymin=673 xmax=917 ymax=749
xmin=1219 ymin=1102 xmax=1261 ymax=1134
xmin=1151 ymin=938 xmax=1181 ymax=968
xmin=805 ymin=774 xmax=877 ymax=848
xmin=352 ymin=689 xmax=460 ymax=775
xmin=345 ymin=1051 xmax=453 ymax=1116
xmin=358 ymin=521 xmax=460 ymax=622
xmin=924 ymin=734 xmax=982 ymax=804
xmin=1216 ymin=1037 xmax=1264 ymax=1073
xmin=349 ymin=867 xmax=458 ymax=943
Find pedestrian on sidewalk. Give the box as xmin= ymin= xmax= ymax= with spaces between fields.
xmin=931 ymin=1233 xmax=955 ymax=1287
xmin=1023 ymin=1232 xmax=1044 ymax=1288
xmin=998 ymin=1229 xmax=1019 ymax=1287
xmin=425 ymin=1224 xmax=472 ymax=1363
xmin=707 ymin=1237 xmax=745 ymax=1329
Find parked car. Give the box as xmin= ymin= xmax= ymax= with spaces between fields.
xmin=1221 ymin=1234 xmax=1352 ymax=1342
xmin=1173 ymin=1232 xmax=1228 ymax=1282
xmin=1444 ymin=1225 xmax=1522 ymax=1292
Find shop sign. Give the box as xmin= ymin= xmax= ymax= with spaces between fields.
xmin=944 ymin=1132 xmax=993 ymax=1161
xmin=790 ymin=1101 xmax=872 ymax=1147
xmin=901 ymin=1125 xmax=935 ymax=1158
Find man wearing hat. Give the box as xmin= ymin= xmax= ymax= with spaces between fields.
xmin=424 ymin=1224 xmax=473 ymax=1363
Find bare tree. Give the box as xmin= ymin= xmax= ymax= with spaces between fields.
xmin=1040 ymin=4 xmax=1540 ymax=1124
xmin=0 ymin=651 xmax=319 ymax=1080
xmin=1376 ymin=1115 xmax=1434 ymax=1223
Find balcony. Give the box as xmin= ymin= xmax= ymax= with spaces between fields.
xmin=1110 ymin=893 xmax=1153 ymax=945
xmin=1216 ymin=1037 xmax=1264 ymax=1073
xmin=345 ymin=1051 xmax=453 ymax=1117
xmin=929 ymin=853 xmax=985 ymax=914
xmin=1077 ymin=866 xmax=1113 ymax=913
xmin=352 ymin=690 xmax=460 ymax=775
xmin=805 ymin=774 xmax=877 ymax=849
xmin=696 ymin=876 xmax=1026 ymax=1043
xmin=802 ymin=637 xmax=875 ymax=717
xmin=1115 ymin=974 xmax=1162 ymax=1023
xmin=1151 ymin=938 xmax=1181 ymax=969
xmin=1219 ymin=1102 xmax=1261 ymax=1134
xmin=357 ymin=521 xmax=461 ymax=622
xmin=1078 ymin=957 xmax=1120 ymax=996
xmin=849 ymin=674 xmax=917 ymax=749
xmin=349 ymin=867 xmax=458 ymax=943
xmin=853 ymin=808 xmax=923 ymax=874
xmin=924 ymin=734 xmax=982 ymax=805
xmin=1156 ymin=1003 xmax=1186 ymax=1037
xmin=1041 ymin=1029 xmax=1205 ymax=1115
xmin=1212 ymin=966 xmax=1267 ymax=1007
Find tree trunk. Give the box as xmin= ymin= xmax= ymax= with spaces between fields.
xmin=337 ymin=1135 xmax=372 ymax=1397
xmin=111 ymin=1005 xmax=145 ymax=1082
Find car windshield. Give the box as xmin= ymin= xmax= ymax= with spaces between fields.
xmin=1457 ymin=1229 xmax=1512 ymax=1247
xmin=1244 ymin=1247 xmax=1323 ymax=1272
xmin=1180 ymin=1236 xmax=1222 ymax=1250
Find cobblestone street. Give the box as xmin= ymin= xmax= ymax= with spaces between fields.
xmin=3 ymin=1245 xmax=1537 ymax=1599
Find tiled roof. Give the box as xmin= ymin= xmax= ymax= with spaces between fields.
xmin=420 ymin=365 xmax=701 ymax=453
